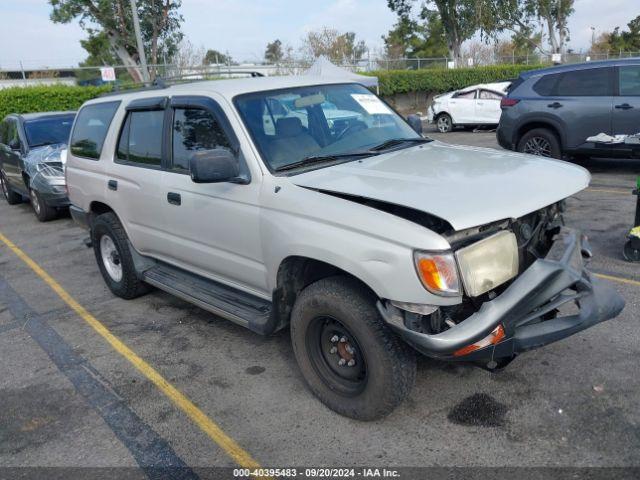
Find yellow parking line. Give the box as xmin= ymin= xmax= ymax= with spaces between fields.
xmin=595 ymin=272 xmax=640 ymax=287
xmin=0 ymin=232 xmax=262 ymax=470
xmin=586 ymin=188 xmax=629 ymax=195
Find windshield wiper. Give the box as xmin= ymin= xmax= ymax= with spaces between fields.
xmin=368 ymin=137 xmax=432 ymax=152
xmin=274 ymin=151 xmax=377 ymax=172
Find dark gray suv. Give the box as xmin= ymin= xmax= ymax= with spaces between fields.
xmin=497 ymin=58 xmax=640 ymax=159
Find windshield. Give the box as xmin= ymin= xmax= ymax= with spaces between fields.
xmin=24 ymin=114 xmax=75 ymax=148
xmin=235 ymin=83 xmax=421 ymax=172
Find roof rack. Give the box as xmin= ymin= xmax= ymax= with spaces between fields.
xmin=98 ymin=70 xmax=266 ymax=98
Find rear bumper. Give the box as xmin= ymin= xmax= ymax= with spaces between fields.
xmin=496 ymin=125 xmax=513 ymax=150
xmin=69 ymin=205 xmax=90 ymax=230
xmin=378 ymin=228 xmax=625 ymax=367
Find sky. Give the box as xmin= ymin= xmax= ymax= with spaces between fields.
xmin=0 ymin=0 xmax=636 ymax=70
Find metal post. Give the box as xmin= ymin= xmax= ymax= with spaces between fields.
xmin=129 ymin=0 xmax=150 ymax=84
xmin=19 ymin=61 xmax=26 ymax=84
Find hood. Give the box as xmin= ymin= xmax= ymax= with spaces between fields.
xmin=291 ymin=141 xmax=590 ymax=231
xmin=24 ymin=143 xmax=67 ymax=166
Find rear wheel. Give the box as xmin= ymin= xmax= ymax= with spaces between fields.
xmin=92 ymin=212 xmax=151 ymax=299
xmin=517 ymin=128 xmax=562 ymax=159
xmin=290 ymin=276 xmax=416 ymax=420
xmin=436 ymin=113 xmax=453 ymax=133
xmin=1 ymin=171 xmax=22 ymax=205
xmin=30 ymin=188 xmax=57 ymax=222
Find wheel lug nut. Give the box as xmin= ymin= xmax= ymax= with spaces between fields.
xmin=340 ymin=336 xmax=347 ymax=343
xmin=345 ymin=345 xmax=354 ymax=354
xmin=330 ymin=347 xmax=337 ymax=354
xmin=347 ymin=359 xmax=356 ymax=367
xmin=330 ymin=335 xmax=339 ymax=343
xmin=338 ymin=358 xmax=346 ymax=366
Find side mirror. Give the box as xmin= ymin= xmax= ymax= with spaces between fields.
xmin=8 ymin=139 xmax=21 ymax=151
xmin=406 ymin=114 xmax=423 ymax=135
xmin=189 ymin=148 xmax=242 ymax=184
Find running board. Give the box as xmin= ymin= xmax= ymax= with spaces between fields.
xmin=143 ymin=262 xmax=273 ymax=334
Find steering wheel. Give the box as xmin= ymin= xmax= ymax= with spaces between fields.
xmin=335 ymin=121 xmax=366 ymax=142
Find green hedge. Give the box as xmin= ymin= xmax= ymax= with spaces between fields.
xmin=371 ymin=64 xmax=547 ymax=97
xmin=0 ymin=85 xmax=111 ymax=120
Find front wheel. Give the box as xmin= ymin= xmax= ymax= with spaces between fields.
xmin=517 ymin=128 xmax=562 ymax=159
xmin=290 ymin=276 xmax=416 ymax=420
xmin=436 ymin=113 xmax=453 ymax=133
xmin=30 ymin=188 xmax=57 ymax=222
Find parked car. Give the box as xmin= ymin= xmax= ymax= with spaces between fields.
xmin=66 ymin=77 xmax=624 ymax=420
xmin=428 ymin=82 xmax=511 ymax=133
xmin=498 ymin=58 xmax=640 ymax=159
xmin=0 ymin=111 xmax=75 ymax=221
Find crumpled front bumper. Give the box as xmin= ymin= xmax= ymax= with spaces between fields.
xmin=378 ymin=228 xmax=625 ymax=367
xmin=29 ymin=171 xmax=69 ymax=207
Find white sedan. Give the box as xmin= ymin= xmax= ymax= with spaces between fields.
xmin=427 ymin=82 xmax=511 ymax=133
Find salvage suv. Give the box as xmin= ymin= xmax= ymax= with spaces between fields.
xmin=66 ymin=77 xmax=624 ymax=420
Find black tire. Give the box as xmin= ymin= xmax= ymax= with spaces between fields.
xmin=290 ymin=276 xmax=416 ymax=420
xmin=91 ymin=212 xmax=151 ymax=299
xmin=435 ymin=113 xmax=453 ymax=133
xmin=30 ymin=188 xmax=57 ymax=222
xmin=517 ymin=128 xmax=562 ymax=159
xmin=1 ymin=170 xmax=22 ymax=205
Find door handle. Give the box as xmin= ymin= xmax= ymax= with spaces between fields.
xmin=615 ymin=103 xmax=633 ymax=110
xmin=108 ymin=180 xmax=118 ymax=191
xmin=167 ymin=192 xmax=181 ymax=205
xmin=547 ymin=102 xmax=563 ymax=109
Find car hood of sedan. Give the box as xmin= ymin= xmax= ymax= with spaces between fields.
xmin=291 ymin=141 xmax=590 ymax=231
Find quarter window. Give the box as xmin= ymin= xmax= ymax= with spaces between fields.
xmin=619 ymin=65 xmax=640 ymax=96
xmin=116 ymin=110 xmax=164 ymax=167
xmin=171 ymin=108 xmax=231 ymax=171
xmin=70 ymin=101 xmax=120 ymax=160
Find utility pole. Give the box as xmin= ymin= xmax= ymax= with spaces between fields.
xmin=129 ymin=0 xmax=150 ymax=84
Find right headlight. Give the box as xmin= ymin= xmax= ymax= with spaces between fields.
xmin=455 ymin=230 xmax=519 ymax=297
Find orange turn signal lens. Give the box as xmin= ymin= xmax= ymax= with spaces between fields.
xmin=414 ymin=252 xmax=460 ymax=296
xmin=453 ymin=325 xmax=505 ymax=357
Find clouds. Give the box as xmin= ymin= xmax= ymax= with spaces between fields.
xmin=0 ymin=0 xmax=636 ymax=68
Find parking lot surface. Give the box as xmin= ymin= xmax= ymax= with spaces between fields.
xmin=1 ymin=129 xmax=639 ymax=475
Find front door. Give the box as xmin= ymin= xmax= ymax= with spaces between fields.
xmin=159 ymin=95 xmax=267 ymax=296
xmin=1 ymin=118 xmax=26 ymax=193
xmin=448 ymin=89 xmax=477 ymax=124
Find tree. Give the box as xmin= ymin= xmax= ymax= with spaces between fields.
xmin=49 ymin=0 xmax=184 ymax=82
xmin=264 ymin=39 xmax=284 ymax=63
xmin=607 ymin=15 xmax=640 ymax=53
xmin=387 ymin=0 xmax=479 ymax=62
xmin=203 ymin=49 xmax=233 ymax=66
xmin=383 ymin=4 xmax=447 ymax=58
xmin=301 ymin=28 xmax=367 ymax=64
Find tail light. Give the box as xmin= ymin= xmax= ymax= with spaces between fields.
xmin=500 ymin=98 xmax=520 ymax=108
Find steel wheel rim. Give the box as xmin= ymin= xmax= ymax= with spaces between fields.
xmin=437 ymin=116 xmax=450 ymax=132
xmin=306 ymin=316 xmax=367 ymax=396
xmin=30 ymin=189 xmax=41 ymax=215
xmin=100 ymin=235 xmax=123 ymax=282
xmin=523 ymin=137 xmax=552 ymax=157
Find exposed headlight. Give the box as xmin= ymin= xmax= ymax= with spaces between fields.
xmin=35 ymin=162 xmax=64 ymax=179
xmin=414 ymin=251 xmax=461 ymax=296
xmin=455 ymin=231 xmax=519 ymax=297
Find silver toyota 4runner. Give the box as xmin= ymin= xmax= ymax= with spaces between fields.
xmin=66 ymin=76 xmax=625 ymax=420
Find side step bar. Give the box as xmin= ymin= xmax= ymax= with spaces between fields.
xmin=143 ymin=262 xmax=273 ymax=335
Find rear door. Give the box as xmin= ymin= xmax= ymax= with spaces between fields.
xmin=612 ymin=64 xmax=640 ymax=135
xmin=475 ymin=89 xmax=503 ymax=124
xmin=536 ymin=67 xmax=614 ymax=150
xmin=448 ymin=89 xmax=477 ymax=124
xmin=1 ymin=118 xmax=26 ymax=192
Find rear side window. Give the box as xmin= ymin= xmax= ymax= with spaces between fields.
xmin=171 ymin=108 xmax=231 ymax=171
xmin=116 ymin=110 xmax=164 ymax=167
xmin=70 ymin=101 xmax=120 ymax=159
xmin=619 ymin=65 xmax=640 ymax=96
xmin=479 ymin=90 xmax=503 ymax=100
xmin=534 ymin=68 xmax=613 ymax=97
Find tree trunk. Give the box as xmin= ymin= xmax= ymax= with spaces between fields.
xmin=106 ymin=30 xmax=143 ymax=83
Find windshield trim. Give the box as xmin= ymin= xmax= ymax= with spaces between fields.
xmin=232 ymin=82 xmax=423 ymax=176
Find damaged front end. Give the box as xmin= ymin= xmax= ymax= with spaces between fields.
xmin=378 ymin=207 xmax=625 ymax=370
xmin=24 ymin=145 xmax=69 ymax=207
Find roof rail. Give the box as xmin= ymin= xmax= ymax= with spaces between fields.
xmin=98 ymin=70 xmax=265 ymax=97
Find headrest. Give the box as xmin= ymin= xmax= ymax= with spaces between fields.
xmin=276 ymin=117 xmax=303 ymax=137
